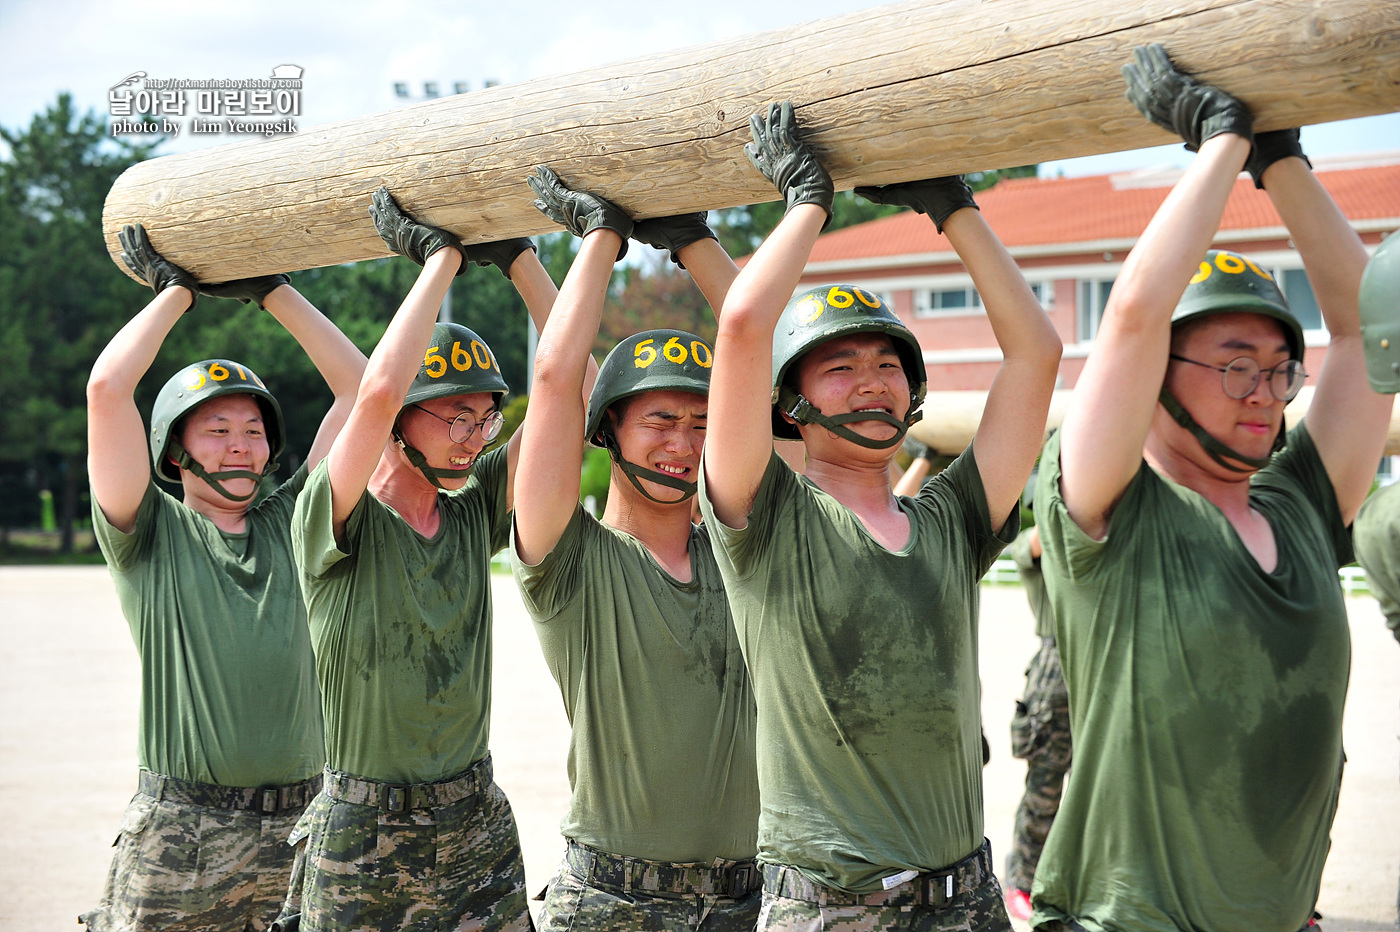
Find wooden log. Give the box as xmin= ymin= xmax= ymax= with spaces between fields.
xmin=908 ymin=388 xmax=1400 ymax=456
xmin=102 ymin=0 xmax=1400 ymax=282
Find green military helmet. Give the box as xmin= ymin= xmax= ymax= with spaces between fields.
xmin=770 ymin=284 xmax=927 ymax=443
xmin=1172 ymin=249 xmax=1304 ymax=361
xmin=1359 ymin=233 xmax=1400 ymax=393
xmin=403 ymin=322 xmax=509 ymax=410
xmin=585 ymin=329 xmax=714 ymax=445
xmin=149 ymin=359 xmax=284 ymax=485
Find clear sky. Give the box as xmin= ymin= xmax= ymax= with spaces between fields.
xmin=3 ymin=0 xmax=1396 ymax=177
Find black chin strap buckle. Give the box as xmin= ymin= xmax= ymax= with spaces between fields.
xmin=783 ymin=394 xmax=815 ymax=424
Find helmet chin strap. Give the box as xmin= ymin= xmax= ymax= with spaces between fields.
xmin=599 ymin=433 xmax=696 ymax=504
xmin=775 ymin=386 xmax=922 ymax=450
xmin=169 ymin=440 xmax=275 ymax=503
xmin=393 ymin=427 xmax=473 ymax=490
xmin=1158 ymin=389 xmax=1286 ymax=474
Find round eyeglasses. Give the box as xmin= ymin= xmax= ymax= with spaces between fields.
xmin=410 ymin=404 xmax=505 ymax=443
xmin=1168 ymin=354 xmax=1307 ymax=402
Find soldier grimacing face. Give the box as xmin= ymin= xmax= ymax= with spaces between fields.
xmin=611 ymin=389 xmax=707 ymax=504
xmin=792 ymin=333 xmax=910 ymax=449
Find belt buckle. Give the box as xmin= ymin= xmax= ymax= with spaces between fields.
xmin=728 ymin=864 xmax=753 ymax=897
xmin=381 ymin=784 xmax=411 ymax=812
xmin=258 ymin=786 xmax=280 ymax=814
xmin=922 ymin=869 xmax=955 ymax=909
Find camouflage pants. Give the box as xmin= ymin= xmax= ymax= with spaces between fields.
xmin=756 ymin=842 xmax=1011 ymax=932
xmin=80 ymin=787 xmax=306 ymax=932
xmin=281 ymin=758 xmax=532 ymax=932
xmin=537 ymin=843 xmax=762 ymax=931
xmin=1005 ymin=638 xmax=1071 ymax=894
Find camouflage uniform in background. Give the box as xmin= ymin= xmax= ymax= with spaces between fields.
xmin=1004 ymin=527 xmax=1072 ymax=896
xmin=82 ymin=775 xmax=315 ymax=932
xmin=1005 ymin=639 xmax=1071 ymax=894
xmin=278 ymin=758 xmax=530 ymax=932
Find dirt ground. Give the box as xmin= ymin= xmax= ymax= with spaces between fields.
xmin=1 ymin=566 xmax=1396 ymax=930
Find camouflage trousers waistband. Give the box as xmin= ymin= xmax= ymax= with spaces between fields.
xmin=565 ymin=839 xmax=761 ymax=899
xmin=322 ymin=755 xmax=493 ymax=813
xmin=137 ymin=769 xmax=321 ymax=815
xmin=762 ymin=839 xmax=995 ymax=909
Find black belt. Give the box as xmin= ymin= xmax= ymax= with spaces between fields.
xmin=322 ymin=756 xmax=492 ymax=813
xmin=138 ymin=770 xmax=321 ymax=815
xmin=566 ymin=839 xmax=760 ymax=899
xmin=764 ymin=839 xmax=995 ymax=910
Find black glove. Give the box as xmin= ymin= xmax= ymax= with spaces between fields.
xmin=528 ymin=166 xmax=632 ymax=261
xmin=1122 ymin=44 xmax=1252 ymax=151
xmin=369 ymin=187 xmax=466 ymax=274
xmin=1244 ymin=129 xmax=1311 ymax=190
xmin=464 ymin=238 xmax=536 ymax=280
xmin=855 ymin=177 xmax=978 ymax=234
xmin=199 ymin=274 xmax=290 ymax=307
xmin=118 ymin=223 xmax=198 ymax=311
xmin=745 ymin=101 xmax=834 ymax=227
xmin=631 ymin=212 xmax=718 ymax=268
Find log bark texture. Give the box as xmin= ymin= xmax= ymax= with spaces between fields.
xmin=103 ymin=0 xmax=1400 ymax=282
xmin=908 ymin=388 xmax=1400 ymax=456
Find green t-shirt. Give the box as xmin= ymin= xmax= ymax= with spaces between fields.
xmin=698 ymin=445 xmax=1015 ymax=893
xmin=1353 ymin=481 xmax=1400 ymax=644
xmin=293 ymin=447 xmax=510 ymax=784
xmin=1032 ymin=426 xmax=1351 ymax=932
xmin=510 ymin=505 xmax=758 ymax=862
xmin=1009 ymin=528 xmax=1053 ymax=638
xmin=92 ymin=466 xmax=323 ymax=787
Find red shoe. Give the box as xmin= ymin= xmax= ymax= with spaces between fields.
xmin=1005 ymin=887 xmax=1033 ymax=921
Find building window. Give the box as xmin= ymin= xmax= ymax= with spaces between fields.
xmin=1029 ymin=281 xmax=1054 ymax=309
xmin=1278 ymin=268 xmax=1324 ymax=331
xmin=914 ymin=286 xmax=982 ymax=318
xmin=1077 ymin=278 xmax=1115 ymax=341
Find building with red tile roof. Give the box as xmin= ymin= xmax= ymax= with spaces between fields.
xmin=798 ymin=156 xmax=1400 ymax=390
